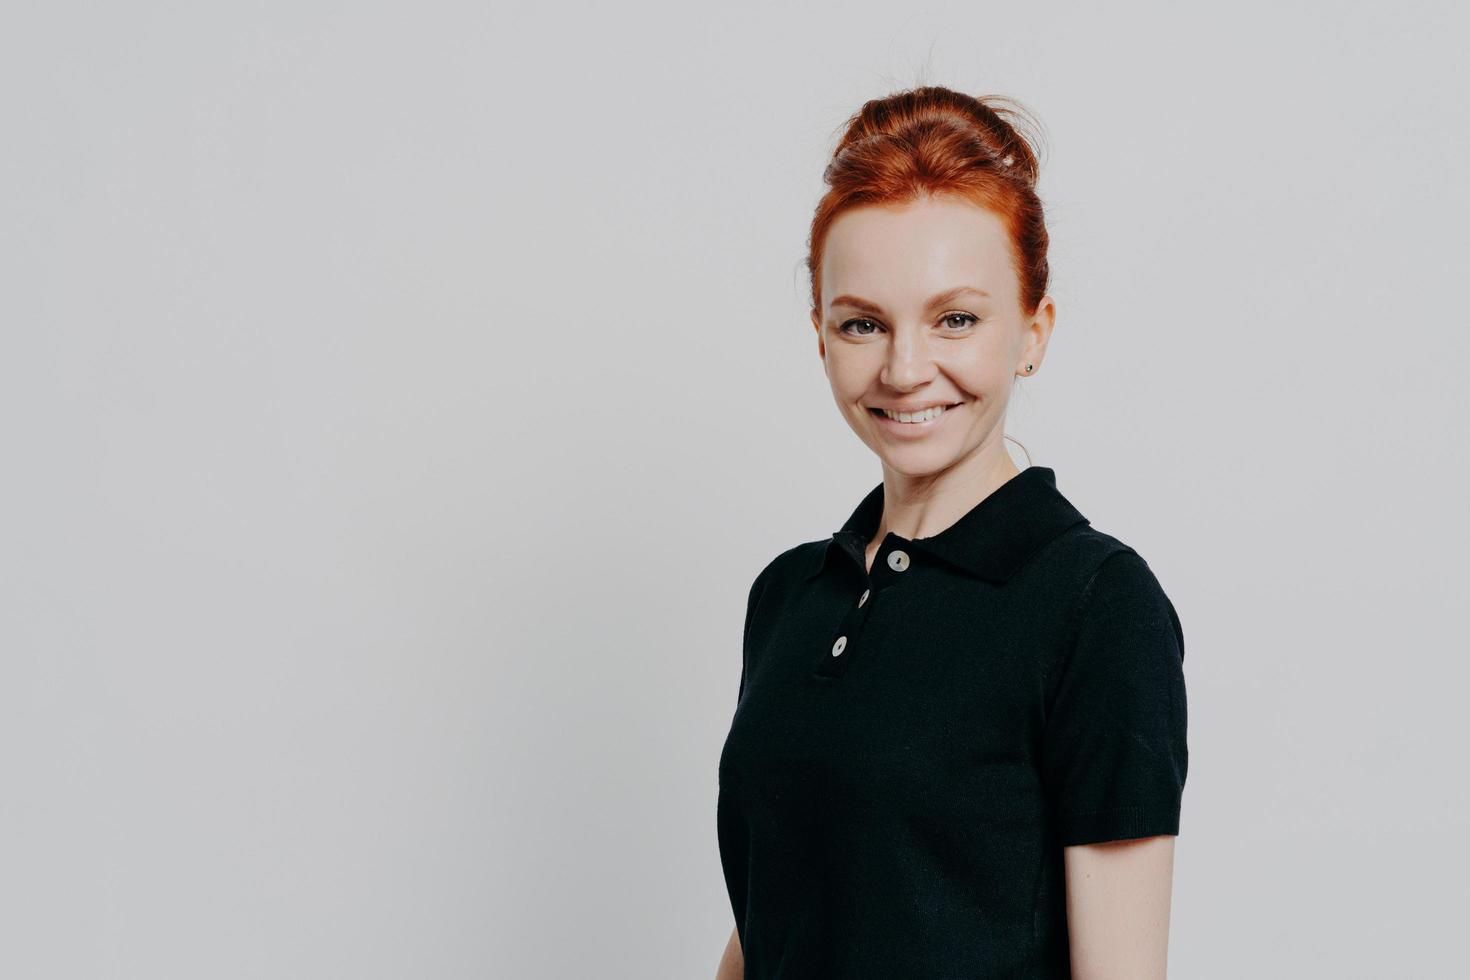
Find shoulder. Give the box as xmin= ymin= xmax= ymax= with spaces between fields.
xmin=1052 ymin=526 xmax=1184 ymax=667
xmin=740 ymin=539 xmax=827 ymax=647
xmin=747 ymin=538 xmax=826 ymax=598
xmin=1043 ymin=522 xmax=1179 ymax=629
xmin=1043 ymin=523 xmax=1170 ymax=593
xmin=1047 ymin=523 xmax=1140 ymax=577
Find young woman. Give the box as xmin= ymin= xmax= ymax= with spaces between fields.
xmin=715 ymin=87 xmax=1189 ymax=979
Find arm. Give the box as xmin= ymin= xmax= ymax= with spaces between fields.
xmin=1042 ymin=550 xmax=1189 ymax=977
xmin=715 ymin=925 xmax=743 ymax=980
xmin=1063 ymin=835 xmax=1176 ymax=979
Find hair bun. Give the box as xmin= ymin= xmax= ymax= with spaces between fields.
xmin=807 ymin=86 xmax=1052 ymax=314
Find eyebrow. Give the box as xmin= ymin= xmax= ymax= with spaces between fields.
xmin=827 ymin=286 xmax=991 ymax=315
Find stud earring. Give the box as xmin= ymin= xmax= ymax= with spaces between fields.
xmin=1021 ymin=363 xmax=1033 ymax=374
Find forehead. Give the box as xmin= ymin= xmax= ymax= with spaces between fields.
xmin=821 ymin=197 xmax=1016 ymax=308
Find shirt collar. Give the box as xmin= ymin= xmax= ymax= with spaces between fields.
xmin=802 ymin=466 xmax=1090 ymax=585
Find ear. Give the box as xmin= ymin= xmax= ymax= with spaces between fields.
xmin=1022 ymin=295 xmax=1056 ymax=371
xmin=810 ymin=308 xmax=826 ymax=361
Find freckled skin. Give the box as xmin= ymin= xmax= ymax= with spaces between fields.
xmin=809 ymin=194 xmax=1057 ymax=551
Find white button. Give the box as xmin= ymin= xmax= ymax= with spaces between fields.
xmin=858 ymin=588 xmax=870 ymax=607
xmin=831 ymin=635 xmax=847 ymax=657
xmin=887 ymin=549 xmax=910 ymax=572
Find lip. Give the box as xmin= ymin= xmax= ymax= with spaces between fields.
xmin=867 ymin=401 xmax=961 ymax=438
xmin=869 ymin=402 xmax=961 ymax=413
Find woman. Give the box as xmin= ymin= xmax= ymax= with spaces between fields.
xmin=715 ymin=87 xmax=1189 ymax=979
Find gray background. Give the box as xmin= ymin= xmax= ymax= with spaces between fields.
xmin=3 ymin=1 xmax=1466 ymax=977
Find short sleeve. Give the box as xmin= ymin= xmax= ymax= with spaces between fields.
xmin=1041 ymin=549 xmax=1189 ymax=846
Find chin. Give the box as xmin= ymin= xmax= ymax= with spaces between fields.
xmin=873 ymin=442 xmax=965 ymax=477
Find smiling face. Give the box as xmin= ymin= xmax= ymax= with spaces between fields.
xmin=811 ymin=194 xmax=1055 ymax=480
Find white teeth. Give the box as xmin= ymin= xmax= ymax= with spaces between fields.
xmin=880 ymin=404 xmax=952 ymax=423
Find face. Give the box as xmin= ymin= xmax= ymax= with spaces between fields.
xmin=811 ymin=195 xmax=1055 ymax=480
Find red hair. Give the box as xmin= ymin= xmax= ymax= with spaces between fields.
xmin=806 ymin=87 xmax=1051 ymax=317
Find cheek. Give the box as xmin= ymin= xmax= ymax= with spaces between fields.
xmin=938 ymin=352 xmax=1007 ymax=396
xmin=826 ymin=350 xmax=874 ymax=399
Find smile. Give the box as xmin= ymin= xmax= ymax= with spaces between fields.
xmin=868 ymin=403 xmax=959 ymax=424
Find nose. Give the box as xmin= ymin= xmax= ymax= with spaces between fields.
xmin=879 ymin=328 xmax=938 ymax=391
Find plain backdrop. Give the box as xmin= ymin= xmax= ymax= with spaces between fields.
xmin=3 ymin=1 xmax=1467 ymax=977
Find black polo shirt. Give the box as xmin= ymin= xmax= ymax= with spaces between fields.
xmin=716 ymin=465 xmax=1188 ymax=978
